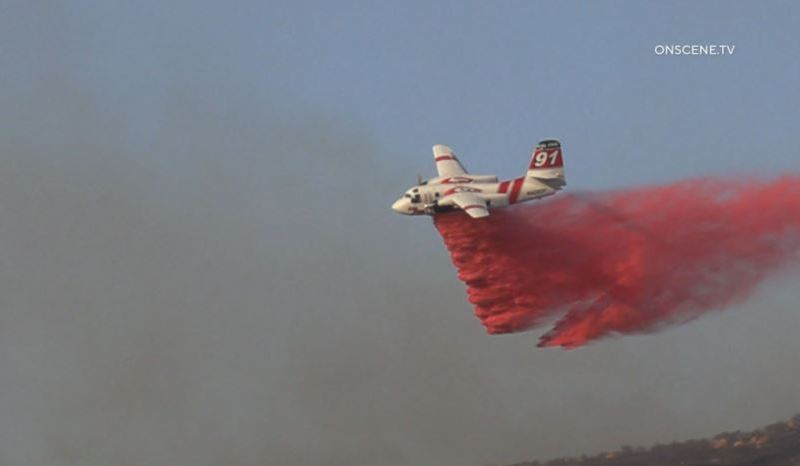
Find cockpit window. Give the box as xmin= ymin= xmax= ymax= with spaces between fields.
xmin=411 ymin=195 xmax=421 ymax=203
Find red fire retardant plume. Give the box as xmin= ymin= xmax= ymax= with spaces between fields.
xmin=434 ymin=177 xmax=800 ymax=348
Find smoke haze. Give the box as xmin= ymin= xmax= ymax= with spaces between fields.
xmin=1 ymin=2 xmax=800 ymax=466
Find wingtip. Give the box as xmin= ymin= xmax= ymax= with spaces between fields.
xmin=432 ymin=144 xmax=453 ymax=156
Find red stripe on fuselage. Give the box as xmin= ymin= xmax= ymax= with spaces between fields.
xmin=509 ymin=177 xmax=524 ymax=204
xmin=498 ymin=180 xmax=511 ymax=193
xmin=435 ymin=155 xmax=455 ymax=162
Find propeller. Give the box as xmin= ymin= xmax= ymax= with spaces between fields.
xmin=417 ymin=173 xmax=423 ymax=185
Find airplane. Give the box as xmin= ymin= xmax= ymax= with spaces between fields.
xmin=391 ymin=139 xmax=566 ymax=218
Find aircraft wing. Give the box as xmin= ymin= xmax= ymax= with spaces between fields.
xmin=440 ymin=192 xmax=489 ymax=218
xmin=433 ymin=145 xmax=468 ymax=177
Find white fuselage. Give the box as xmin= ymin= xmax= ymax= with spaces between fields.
xmin=391 ymin=174 xmax=557 ymax=216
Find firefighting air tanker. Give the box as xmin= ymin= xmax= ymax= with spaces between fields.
xmin=392 ymin=140 xmax=566 ymax=218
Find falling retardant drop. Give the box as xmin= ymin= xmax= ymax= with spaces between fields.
xmin=434 ymin=177 xmax=800 ymax=348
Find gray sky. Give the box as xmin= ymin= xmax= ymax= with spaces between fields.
xmin=1 ymin=1 xmax=799 ymax=465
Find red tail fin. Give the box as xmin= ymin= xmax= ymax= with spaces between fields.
xmin=527 ymin=139 xmax=565 ymax=187
xmin=529 ymin=139 xmax=563 ymax=171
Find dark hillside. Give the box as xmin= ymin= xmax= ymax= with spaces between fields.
xmin=510 ymin=415 xmax=800 ymax=466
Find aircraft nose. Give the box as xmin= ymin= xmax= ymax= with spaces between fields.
xmin=392 ymin=198 xmax=408 ymax=214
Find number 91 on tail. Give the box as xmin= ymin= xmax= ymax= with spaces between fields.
xmin=391 ymin=139 xmax=566 ymax=219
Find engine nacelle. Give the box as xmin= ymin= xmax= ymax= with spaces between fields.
xmin=468 ymin=175 xmax=499 ymax=183
xmin=427 ymin=174 xmax=498 ymax=185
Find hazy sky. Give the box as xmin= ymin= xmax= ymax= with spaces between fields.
xmin=1 ymin=1 xmax=799 ymax=465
